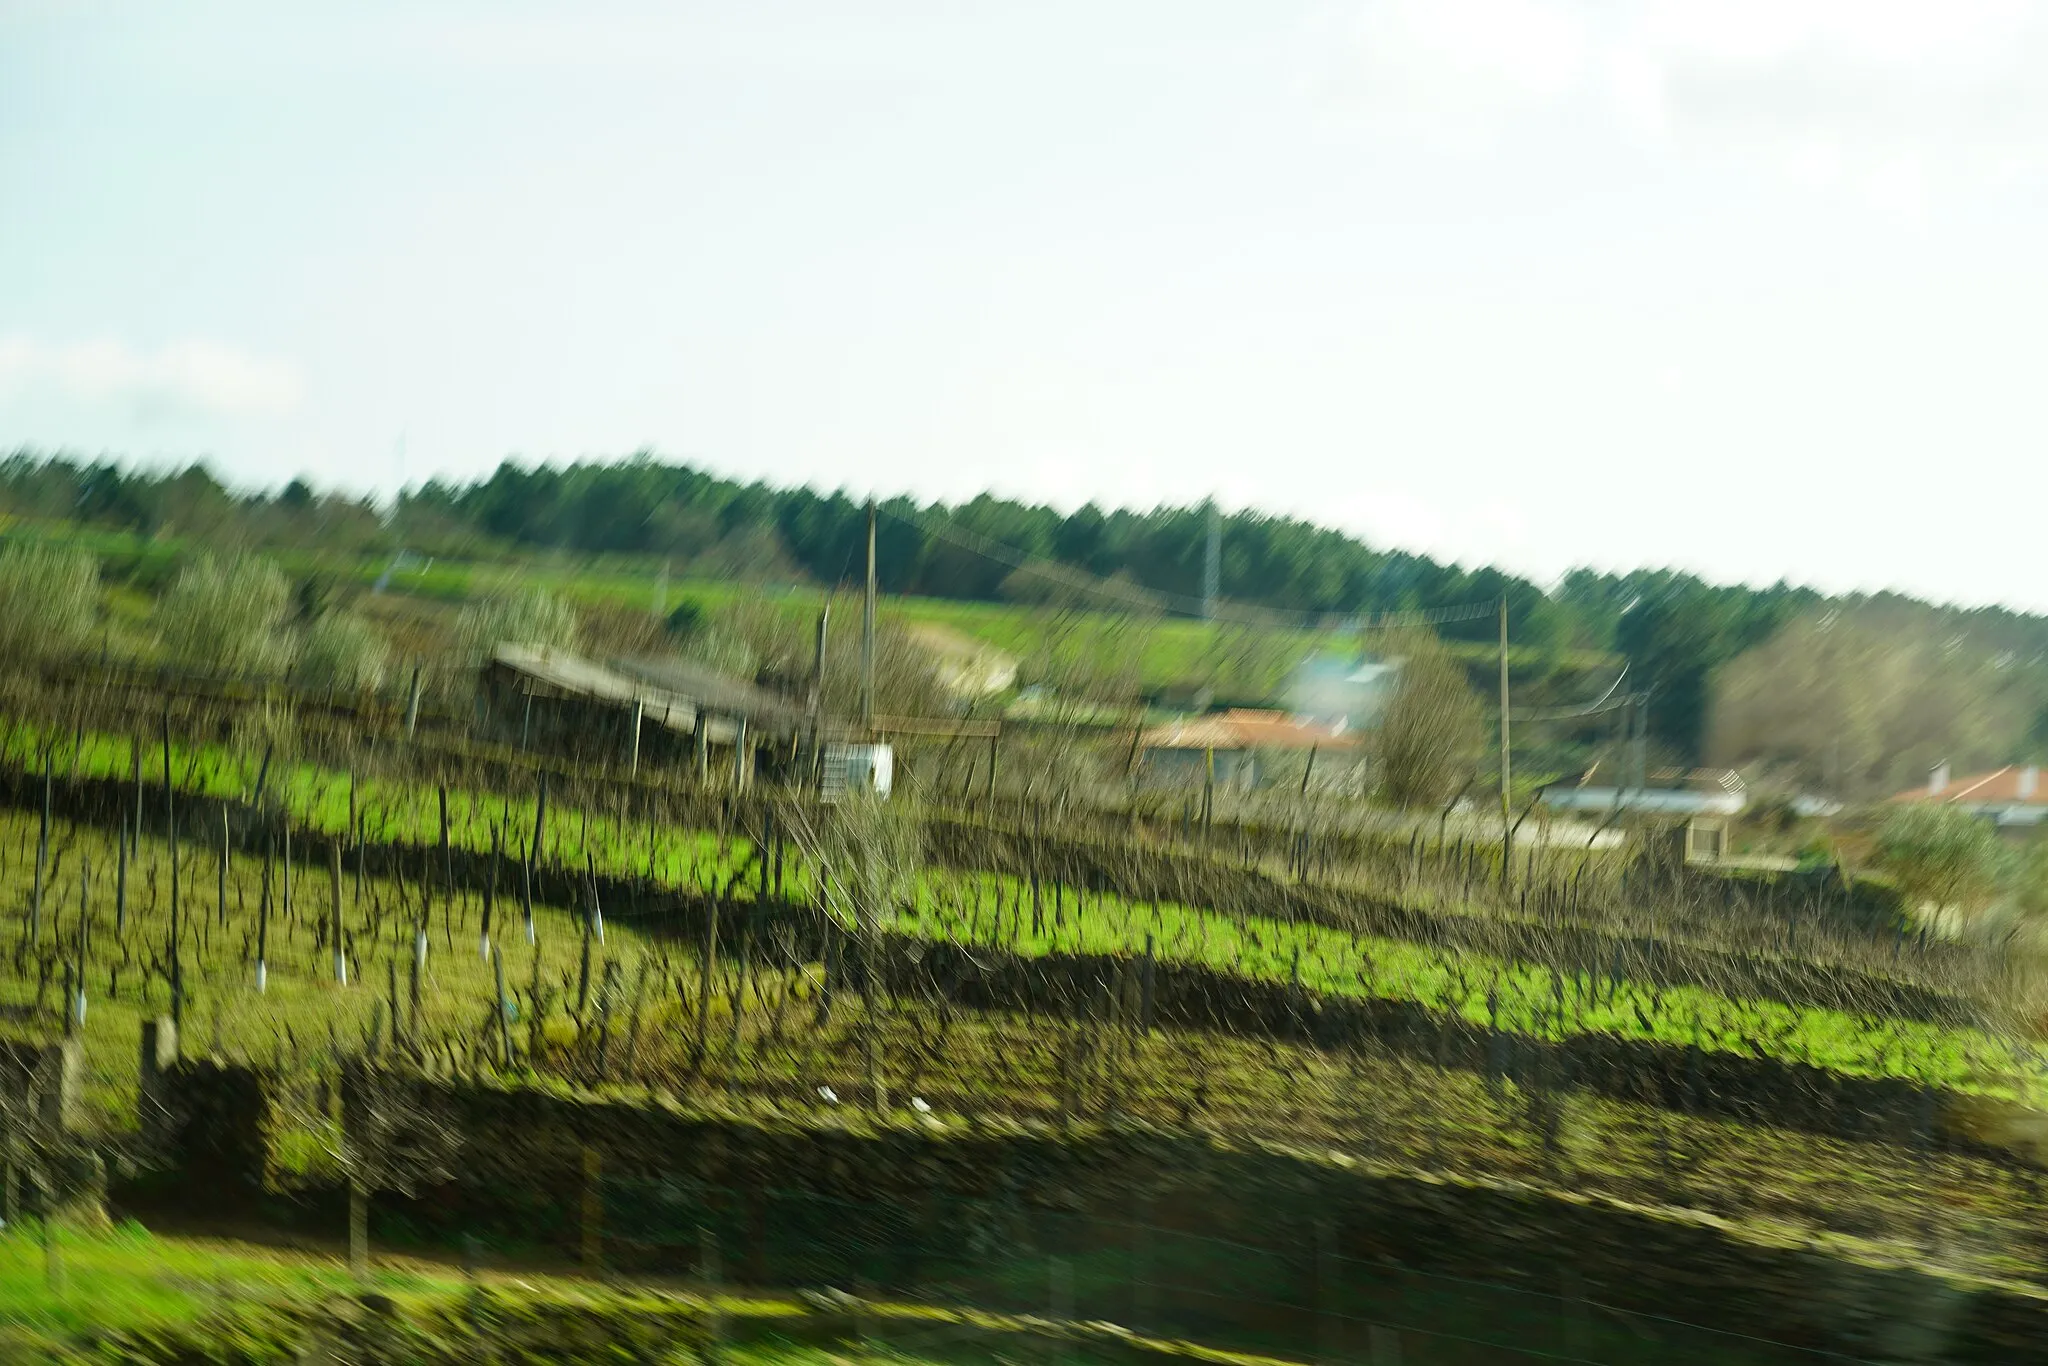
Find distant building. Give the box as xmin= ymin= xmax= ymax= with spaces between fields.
xmin=903 ymin=623 xmax=1018 ymax=700
xmin=1887 ymin=762 xmax=2048 ymax=829
xmin=1138 ymin=709 xmax=1360 ymax=791
xmin=1287 ymin=653 xmax=1404 ymax=732
xmin=1539 ymin=768 xmax=1749 ymax=817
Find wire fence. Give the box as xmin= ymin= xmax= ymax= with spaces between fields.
xmin=597 ymin=1176 xmax=1879 ymax=1366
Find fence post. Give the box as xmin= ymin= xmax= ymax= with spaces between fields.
xmin=329 ymin=842 xmax=347 ymax=986
xmin=494 ymin=946 xmax=515 ymax=1069
xmin=1140 ymin=934 xmax=1156 ymax=1036
xmin=41 ymin=1200 xmax=62 ymax=1294
xmin=348 ymin=1178 xmax=369 ymax=1281
xmin=138 ymin=1017 xmax=178 ymax=1152
xmin=404 ymin=664 xmax=422 ymax=737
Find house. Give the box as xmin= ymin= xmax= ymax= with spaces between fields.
xmin=1287 ymin=653 xmax=1405 ymax=732
xmin=1137 ymin=709 xmax=1359 ymax=791
xmin=1533 ymin=768 xmax=1748 ymax=865
xmin=1539 ymin=768 xmax=1749 ymax=817
xmin=1887 ymin=761 xmax=2048 ymax=830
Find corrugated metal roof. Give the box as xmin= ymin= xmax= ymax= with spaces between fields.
xmin=490 ymin=645 xmax=731 ymax=736
xmin=612 ymin=655 xmax=808 ymax=730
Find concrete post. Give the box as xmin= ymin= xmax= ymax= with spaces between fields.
xmin=139 ymin=1017 xmax=178 ymax=1151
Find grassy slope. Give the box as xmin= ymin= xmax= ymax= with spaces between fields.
xmin=521 ymin=563 xmax=1615 ymax=698
xmin=0 ymin=1224 xmax=1024 ymax=1363
xmin=0 ymin=1221 xmax=1802 ymax=1365
xmin=8 ymin=517 xmax=1614 ymax=701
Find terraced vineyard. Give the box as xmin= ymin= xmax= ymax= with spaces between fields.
xmin=0 ymin=658 xmax=2041 ymax=1366
xmin=1 ymin=716 xmax=2032 ymax=1109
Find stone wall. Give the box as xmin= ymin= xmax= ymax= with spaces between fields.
xmin=154 ymin=1058 xmax=280 ymax=1194
xmin=303 ymin=1068 xmax=2048 ymax=1363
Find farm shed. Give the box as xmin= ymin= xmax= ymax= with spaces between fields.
xmin=1137 ymin=709 xmax=1360 ymax=792
xmin=482 ymin=644 xmax=806 ymax=786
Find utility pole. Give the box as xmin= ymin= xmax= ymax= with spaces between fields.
xmin=1499 ymin=597 xmax=1512 ymax=883
xmin=1636 ymin=688 xmax=1651 ymax=793
xmin=810 ymin=604 xmax=830 ymax=783
xmin=861 ymin=500 xmax=877 ymax=733
xmin=1202 ymin=501 xmax=1221 ymax=622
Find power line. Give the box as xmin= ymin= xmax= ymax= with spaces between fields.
xmin=1511 ymin=665 xmax=1632 ymax=721
xmin=876 ymin=502 xmax=1497 ymax=631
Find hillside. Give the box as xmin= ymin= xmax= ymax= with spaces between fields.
xmin=0 ymin=501 xmax=1620 ymax=710
xmin=0 ymin=496 xmax=2039 ymax=1361
xmin=11 ymin=450 xmax=2048 ymax=782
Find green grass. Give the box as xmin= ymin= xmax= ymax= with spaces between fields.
xmin=4 ymin=515 xmax=1613 ymax=702
xmin=1 ymin=721 xmax=763 ymax=895
xmin=523 ymin=562 xmax=1613 ymax=699
xmin=0 ymin=805 xmax=664 ymax=1132
xmin=0 ymin=1220 xmax=1798 ymax=1365
xmin=0 ymin=1221 xmax=465 ymax=1348
xmin=897 ymin=870 xmax=2041 ymax=1099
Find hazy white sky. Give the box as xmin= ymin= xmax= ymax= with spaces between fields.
xmin=5 ymin=1 xmax=2048 ymax=606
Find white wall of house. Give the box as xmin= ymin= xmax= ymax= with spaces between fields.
xmin=1288 ymin=655 xmax=1403 ymax=731
xmin=1541 ymin=788 xmax=1747 ymax=816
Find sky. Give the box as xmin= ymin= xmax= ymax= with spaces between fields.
xmin=5 ymin=1 xmax=2048 ymax=608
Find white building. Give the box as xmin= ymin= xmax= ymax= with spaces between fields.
xmin=1287 ymin=653 xmax=1405 ymax=732
xmin=1540 ymin=768 xmax=1749 ymax=817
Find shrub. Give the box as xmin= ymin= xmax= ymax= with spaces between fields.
xmin=458 ymin=587 xmax=580 ymax=660
xmin=156 ymin=554 xmax=291 ymax=676
xmin=293 ymin=609 xmax=389 ymax=693
xmin=0 ymin=541 xmax=97 ymax=661
xmin=664 ymin=599 xmax=706 ymax=639
xmin=1874 ymin=803 xmax=2002 ymax=916
xmin=1375 ymin=629 xmax=1485 ymax=808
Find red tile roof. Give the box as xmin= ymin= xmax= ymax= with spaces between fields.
xmin=1889 ymin=765 xmax=2047 ymax=806
xmin=1140 ymin=709 xmax=1358 ymax=752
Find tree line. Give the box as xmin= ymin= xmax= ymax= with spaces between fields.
xmin=11 ymin=448 xmax=2048 ymax=770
